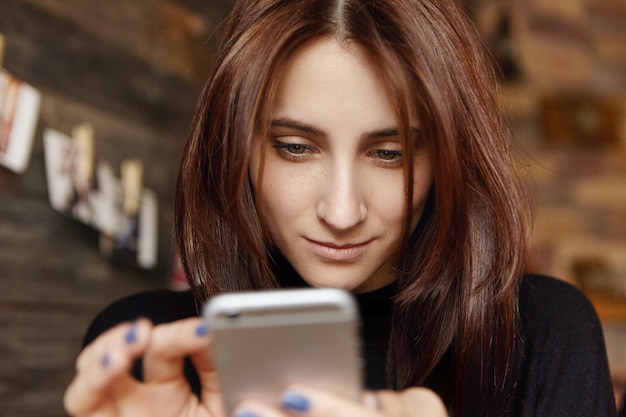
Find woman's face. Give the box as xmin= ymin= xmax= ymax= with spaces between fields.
xmin=250 ymin=38 xmax=433 ymax=293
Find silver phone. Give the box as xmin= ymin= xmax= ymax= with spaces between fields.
xmin=203 ymin=288 xmax=362 ymax=414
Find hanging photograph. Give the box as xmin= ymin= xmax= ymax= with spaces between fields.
xmin=43 ymin=128 xmax=158 ymax=269
xmin=42 ymin=127 xmax=99 ymax=227
xmin=97 ymin=160 xmax=158 ymax=270
xmin=0 ymin=70 xmax=41 ymax=173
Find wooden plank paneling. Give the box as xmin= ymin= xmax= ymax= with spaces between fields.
xmin=13 ymin=0 xmax=231 ymax=83
xmin=0 ymin=191 xmax=170 ymax=417
xmin=0 ymin=1 xmax=232 ymax=416
xmin=0 ymin=0 xmax=204 ymax=134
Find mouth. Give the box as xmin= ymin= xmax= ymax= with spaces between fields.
xmin=304 ymin=238 xmax=371 ymax=262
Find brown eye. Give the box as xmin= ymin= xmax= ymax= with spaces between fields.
xmin=272 ymin=142 xmax=316 ymax=160
xmin=286 ymin=144 xmax=307 ymax=154
xmin=375 ymin=149 xmax=402 ymax=160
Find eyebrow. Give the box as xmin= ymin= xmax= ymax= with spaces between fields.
xmin=367 ymin=126 xmax=423 ymax=139
xmin=270 ymin=118 xmax=421 ymax=140
xmin=270 ymin=119 xmax=325 ymax=137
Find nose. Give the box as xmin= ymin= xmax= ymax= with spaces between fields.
xmin=316 ymin=161 xmax=367 ymax=231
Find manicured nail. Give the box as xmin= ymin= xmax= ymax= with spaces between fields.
xmin=235 ymin=409 xmax=262 ymax=417
xmin=282 ymin=390 xmax=310 ymax=412
xmin=195 ymin=323 xmax=209 ymax=336
xmin=101 ymin=353 xmax=111 ymax=368
xmin=124 ymin=322 xmax=138 ymax=344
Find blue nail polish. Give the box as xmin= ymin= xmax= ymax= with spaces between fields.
xmin=282 ymin=390 xmax=310 ymax=412
xmin=125 ymin=323 xmax=138 ymax=344
xmin=101 ymin=353 xmax=111 ymax=368
xmin=195 ymin=323 xmax=209 ymax=336
xmin=235 ymin=410 xmax=262 ymax=417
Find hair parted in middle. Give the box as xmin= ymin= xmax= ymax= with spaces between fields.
xmin=176 ymin=1 xmax=529 ymax=416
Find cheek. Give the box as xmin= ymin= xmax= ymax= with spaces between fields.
xmin=369 ymin=161 xmax=432 ymax=224
xmin=253 ymin=162 xmax=315 ymax=230
xmin=361 ymin=171 xmax=408 ymax=234
xmin=249 ymin=146 xmax=287 ymax=209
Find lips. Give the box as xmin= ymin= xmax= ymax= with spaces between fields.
xmin=305 ymin=238 xmax=371 ymax=262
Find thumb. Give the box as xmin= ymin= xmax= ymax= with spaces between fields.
xmin=189 ymin=326 xmax=227 ymax=417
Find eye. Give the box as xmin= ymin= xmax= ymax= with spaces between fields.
xmin=283 ymin=144 xmax=307 ymax=154
xmin=366 ymin=147 xmax=404 ymax=168
xmin=271 ymin=141 xmax=316 ymax=159
xmin=373 ymin=149 xmax=402 ymax=161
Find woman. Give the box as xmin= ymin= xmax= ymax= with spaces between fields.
xmin=64 ymin=0 xmax=617 ymax=416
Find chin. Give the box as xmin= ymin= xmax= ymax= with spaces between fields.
xmin=299 ymin=274 xmax=372 ymax=293
xmin=298 ymin=274 xmax=355 ymax=290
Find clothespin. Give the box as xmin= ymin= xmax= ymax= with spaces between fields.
xmin=72 ymin=122 xmax=95 ymax=183
xmin=0 ymin=34 xmax=5 ymax=70
xmin=121 ymin=159 xmax=143 ymax=216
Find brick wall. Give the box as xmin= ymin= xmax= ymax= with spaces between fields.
xmin=478 ymin=0 xmax=626 ymax=372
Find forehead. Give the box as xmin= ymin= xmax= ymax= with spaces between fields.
xmin=270 ymin=37 xmax=398 ymax=133
xmin=280 ymin=38 xmax=375 ymax=88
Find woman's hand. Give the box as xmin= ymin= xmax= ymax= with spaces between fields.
xmin=64 ymin=318 xmax=447 ymax=417
xmin=64 ymin=317 xmax=224 ymax=417
xmin=233 ymin=385 xmax=448 ymax=417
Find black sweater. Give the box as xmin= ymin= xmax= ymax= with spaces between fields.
xmin=83 ymin=275 xmax=617 ymax=416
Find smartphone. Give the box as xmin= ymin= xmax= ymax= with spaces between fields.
xmin=203 ymin=288 xmax=362 ymax=414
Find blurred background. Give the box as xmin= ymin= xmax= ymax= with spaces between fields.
xmin=0 ymin=0 xmax=624 ymax=416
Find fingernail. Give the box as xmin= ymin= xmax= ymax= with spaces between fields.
xmin=125 ymin=322 xmax=138 ymax=344
xmin=282 ymin=390 xmax=310 ymax=412
xmin=235 ymin=410 xmax=262 ymax=417
xmin=101 ymin=353 xmax=111 ymax=368
xmin=195 ymin=323 xmax=209 ymax=337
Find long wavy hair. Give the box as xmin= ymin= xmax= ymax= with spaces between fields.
xmin=175 ymin=0 xmax=529 ymax=415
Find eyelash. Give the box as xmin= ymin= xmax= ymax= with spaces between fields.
xmin=271 ymin=141 xmax=404 ymax=167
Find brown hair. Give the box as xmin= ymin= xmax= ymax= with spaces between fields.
xmin=176 ymin=0 xmax=529 ymax=415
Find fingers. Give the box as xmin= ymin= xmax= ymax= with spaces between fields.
xmin=232 ymin=386 xmax=448 ymax=417
xmin=234 ymin=401 xmax=289 ymax=417
xmin=282 ymin=386 xmax=379 ymax=416
xmin=378 ymin=388 xmax=448 ymax=417
xmin=142 ymin=317 xmax=211 ymax=384
xmin=65 ymin=317 xmax=216 ymax=417
xmin=400 ymin=388 xmax=447 ymax=416
xmin=374 ymin=390 xmax=406 ymax=417
xmin=189 ymin=337 xmax=228 ymax=416
xmin=64 ymin=318 xmax=152 ymax=416
xmin=141 ymin=318 xmax=225 ymax=416
xmin=233 ymin=385 xmax=381 ymax=417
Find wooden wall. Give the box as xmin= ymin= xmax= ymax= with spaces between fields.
xmin=0 ymin=1 xmax=232 ymax=416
